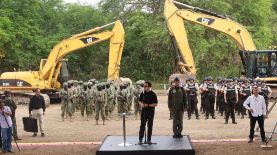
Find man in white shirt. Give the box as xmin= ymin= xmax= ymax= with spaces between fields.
xmin=243 ymin=85 xmax=266 ymax=143
xmin=0 ymin=100 xmax=13 ymax=153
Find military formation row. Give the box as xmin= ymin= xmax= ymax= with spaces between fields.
xmin=168 ymin=76 xmax=271 ymax=124
xmin=59 ymin=79 xmax=145 ymax=125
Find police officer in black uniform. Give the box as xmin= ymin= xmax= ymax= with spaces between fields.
xmin=185 ymin=77 xmax=199 ymax=120
xmin=258 ymin=80 xmax=272 ymax=113
xmin=239 ymin=79 xmax=252 ymax=119
xmin=203 ymin=76 xmax=216 ymax=119
xmin=224 ymin=79 xmax=238 ymax=124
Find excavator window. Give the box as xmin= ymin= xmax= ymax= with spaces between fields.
xmin=255 ymin=51 xmax=277 ymax=77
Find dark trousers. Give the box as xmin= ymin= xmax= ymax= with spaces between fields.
xmin=173 ymin=110 xmax=184 ymax=135
xmin=205 ymin=95 xmax=215 ymax=117
xmin=226 ymin=98 xmax=236 ymax=122
xmin=239 ymin=97 xmax=247 ymax=116
xmin=188 ymin=95 xmax=199 ymax=118
xmin=200 ymin=95 xmax=205 ymax=112
xmin=265 ymin=98 xmax=269 ymax=113
xmin=218 ymin=95 xmax=225 ymax=115
xmin=0 ymin=126 xmax=2 ymax=148
xmin=139 ymin=109 xmax=155 ymax=141
xmin=249 ymin=115 xmax=265 ymax=141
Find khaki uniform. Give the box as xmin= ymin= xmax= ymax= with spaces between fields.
xmin=116 ymin=88 xmax=128 ymax=114
xmin=95 ymin=89 xmax=107 ymax=120
xmin=60 ymin=88 xmax=74 ymax=118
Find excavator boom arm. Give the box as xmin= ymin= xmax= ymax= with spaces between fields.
xmin=41 ymin=20 xmax=125 ymax=83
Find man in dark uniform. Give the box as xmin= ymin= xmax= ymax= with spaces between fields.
xmin=217 ymin=79 xmax=226 ymax=116
xmin=258 ymin=81 xmax=272 ymax=113
xmin=185 ymin=77 xmax=199 ymax=120
xmin=168 ymin=77 xmax=187 ymax=138
xmin=4 ymin=90 xmax=21 ymax=140
xmin=224 ymin=79 xmax=238 ymax=124
xmin=239 ymin=80 xmax=252 ymax=119
xmin=138 ymin=81 xmax=158 ymax=144
xmin=203 ymin=77 xmax=216 ymax=119
xmin=199 ymin=77 xmax=208 ymax=114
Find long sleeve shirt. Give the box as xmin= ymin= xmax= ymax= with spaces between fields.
xmin=243 ymin=95 xmax=266 ymax=117
xmin=29 ymin=95 xmax=46 ymax=114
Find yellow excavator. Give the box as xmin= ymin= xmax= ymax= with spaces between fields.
xmin=165 ymin=0 xmax=277 ymax=91
xmin=0 ymin=20 xmax=125 ymax=104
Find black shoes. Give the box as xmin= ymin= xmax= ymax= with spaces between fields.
xmin=248 ymin=139 xmax=253 ymax=143
xmin=173 ymin=134 xmax=178 ymax=138
xmin=7 ymin=150 xmax=14 ymax=153
xmin=232 ymin=122 xmax=237 ymax=124
xmin=138 ymin=140 xmax=143 ymax=145
xmin=32 ymin=133 xmax=37 ymax=137
xmin=41 ymin=133 xmax=45 ymax=137
xmin=173 ymin=133 xmax=183 ymax=138
xmin=212 ymin=116 xmax=216 ymax=119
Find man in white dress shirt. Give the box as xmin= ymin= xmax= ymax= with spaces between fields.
xmin=243 ymin=85 xmax=266 ymax=143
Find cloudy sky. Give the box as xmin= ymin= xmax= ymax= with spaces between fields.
xmin=63 ymin=0 xmax=101 ymax=6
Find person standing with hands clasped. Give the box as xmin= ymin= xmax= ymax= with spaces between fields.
xmin=29 ymin=89 xmax=46 ymax=137
xmin=138 ymin=82 xmax=158 ymax=145
xmin=243 ymin=85 xmax=266 ymax=143
xmin=168 ymin=77 xmax=187 ymax=138
xmin=0 ymin=99 xmax=14 ymax=153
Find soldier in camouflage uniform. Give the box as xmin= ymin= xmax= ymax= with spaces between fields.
xmin=76 ymin=81 xmax=83 ymax=112
xmin=4 ymin=90 xmax=21 ymax=140
xmin=86 ymin=82 xmax=94 ymax=120
xmin=116 ymin=83 xmax=128 ymax=119
xmin=71 ymin=80 xmax=79 ymax=117
xmin=95 ymin=83 xmax=107 ymax=125
xmin=60 ymin=82 xmax=73 ymax=122
xmin=105 ymin=82 xmax=114 ymax=119
xmin=134 ymin=80 xmax=144 ymax=120
xmin=125 ymin=81 xmax=134 ymax=112
xmin=109 ymin=80 xmax=117 ymax=114
xmin=80 ymin=82 xmax=89 ymax=118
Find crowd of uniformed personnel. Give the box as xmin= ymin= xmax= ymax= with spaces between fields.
xmin=168 ymin=76 xmax=272 ymax=124
xmin=59 ymin=79 xmax=145 ymax=125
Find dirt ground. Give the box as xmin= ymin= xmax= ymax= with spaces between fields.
xmin=11 ymin=94 xmax=277 ymax=154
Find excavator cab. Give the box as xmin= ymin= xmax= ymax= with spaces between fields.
xmin=240 ymin=50 xmax=277 ymax=83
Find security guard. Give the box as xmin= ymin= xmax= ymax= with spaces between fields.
xmin=239 ymin=79 xmax=252 ymax=119
xmin=258 ymin=80 xmax=272 ymax=113
xmin=224 ymin=79 xmax=238 ymax=124
xmin=199 ymin=77 xmax=208 ymax=114
xmin=203 ymin=76 xmax=217 ymax=119
xmin=185 ymin=77 xmax=199 ymax=120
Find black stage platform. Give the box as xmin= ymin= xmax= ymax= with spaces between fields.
xmin=96 ymin=135 xmax=195 ymax=155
